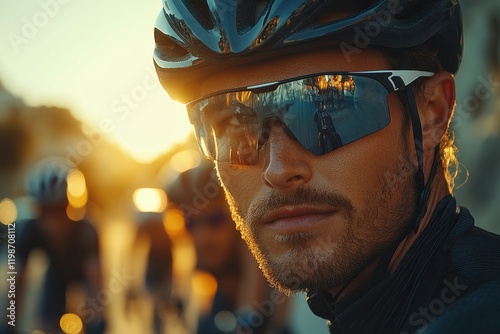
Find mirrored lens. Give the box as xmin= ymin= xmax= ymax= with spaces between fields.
xmin=189 ymin=74 xmax=391 ymax=165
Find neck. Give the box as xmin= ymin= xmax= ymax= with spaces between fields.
xmin=329 ymin=260 xmax=381 ymax=298
xmin=388 ymin=167 xmax=451 ymax=272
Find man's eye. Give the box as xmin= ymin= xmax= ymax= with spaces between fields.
xmin=233 ymin=104 xmax=257 ymax=124
xmin=235 ymin=111 xmax=255 ymax=124
xmin=201 ymin=104 xmax=230 ymax=132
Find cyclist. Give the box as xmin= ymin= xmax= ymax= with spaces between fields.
xmin=153 ymin=1 xmax=500 ymax=333
xmin=18 ymin=158 xmax=105 ymax=333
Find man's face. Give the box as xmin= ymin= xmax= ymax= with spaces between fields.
xmin=198 ymin=49 xmax=418 ymax=294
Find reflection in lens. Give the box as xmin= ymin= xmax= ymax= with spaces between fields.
xmin=189 ymin=74 xmax=391 ymax=164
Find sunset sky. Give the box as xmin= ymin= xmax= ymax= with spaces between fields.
xmin=0 ymin=0 xmax=192 ymax=163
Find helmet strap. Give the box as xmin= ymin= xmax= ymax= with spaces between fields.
xmin=396 ymin=52 xmax=438 ymax=232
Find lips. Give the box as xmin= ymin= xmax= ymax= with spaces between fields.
xmin=261 ymin=206 xmax=336 ymax=233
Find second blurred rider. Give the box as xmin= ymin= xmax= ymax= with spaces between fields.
xmin=167 ymin=161 xmax=291 ymax=334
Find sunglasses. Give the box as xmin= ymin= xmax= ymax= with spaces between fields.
xmin=187 ymin=70 xmax=434 ymax=165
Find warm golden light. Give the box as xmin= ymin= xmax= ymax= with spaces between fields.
xmin=0 ymin=198 xmax=17 ymax=225
xmin=66 ymin=169 xmax=88 ymax=209
xmin=67 ymin=170 xmax=86 ymax=197
xmin=192 ymin=269 xmax=218 ymax=313
xmin=172 ymin=236 xmax=197 ymax=281
xmin=318 ymin=76 xmax=328 ymax=90
xmin=133 ymin=188 xmax=167 ymax=213
xmin=192 ymin=270 xmax=218 ymax=299
xmin=163 ymin=207 xmax=186 ymax=236
xmin=67 ymin=189 xmax=88 ymax=209
xmin=66 ymin=205 xmax=86 ymax=222
xmin=59 ymin=313 xmax=83 ymax=334
xmin=235 ymin=91 xmax=252 ymax=104
xmin=169 ymin=149 xmax=202 ymax=173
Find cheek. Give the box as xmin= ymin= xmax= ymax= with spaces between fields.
xmin=216 ymin=163 xmax=260 ymax=214
xmin=320 ymin=102 xmax=408 ymax=206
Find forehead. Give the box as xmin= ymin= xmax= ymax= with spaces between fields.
xmin=199 ymin=48 xmax=391 ymax=97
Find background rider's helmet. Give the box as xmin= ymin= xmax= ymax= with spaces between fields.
xmin=166 ymin=159 xmax=222 ymax=208
xmin=24 ymin=157 xmax=70 ymax=206
xmin=153 ymin=0 xmax=463 ymax=104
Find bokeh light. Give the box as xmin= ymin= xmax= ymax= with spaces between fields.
xmin=192 ymin=270 xmax=218 ymax=299
xmin=169 ymin=149 xmax=201 ymax=173
xmin=59 ymin=313 xmax=83 ymax=334
xmin=163 ymin=207 xmax=185 ymax=236
xmin=214 ymin=310 xmax=238 ymax=332
xmin=67 ymin=169 xmax=86 ymax=197
xmin=133 ymin=188 xmax=167 ymax=213
xmin=0 ymin=198 xmax=17 ymax=225
xmin=66 ymin=169 xmax=88 ymax=209
xmin=66 ymin=205 xmax=86 ymax=222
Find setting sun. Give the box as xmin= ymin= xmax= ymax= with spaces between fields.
xmin=0 ymin=0 xmax=193 ymax=163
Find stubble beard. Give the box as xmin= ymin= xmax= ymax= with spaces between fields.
xmin=221 ymin=158 xmax=417 ymax=296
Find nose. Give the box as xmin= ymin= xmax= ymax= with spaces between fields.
xmin=262 ymin=122 xmax=313 ymax=190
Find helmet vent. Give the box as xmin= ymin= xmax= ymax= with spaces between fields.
xmin=154 ymin=29 xmax=190 ymax=60
xmin=184 ymin=0 xmax=214 ymax=30
xmin=237 ymin=1 xmax=269 ymax=33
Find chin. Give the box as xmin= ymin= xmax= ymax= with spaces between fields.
xmin=258 ymin=241 xmax=365 ymax=295
xmin=224 ymin=181 xmax=415 ymax=295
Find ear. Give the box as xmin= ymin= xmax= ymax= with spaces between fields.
xmin=417 ymin=71 xmax=456 ymax=151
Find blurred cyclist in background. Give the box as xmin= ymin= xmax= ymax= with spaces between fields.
xmin=125 ymin=210 xmax=175 ymax=334
xmin=167 ymin=161 xmax=292 ymax=334
xmin=17 ymin=157 xmax=105 ymax=334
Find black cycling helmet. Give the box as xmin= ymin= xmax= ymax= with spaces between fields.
xmin=154 ymin=0 xmax=463 ymax=104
